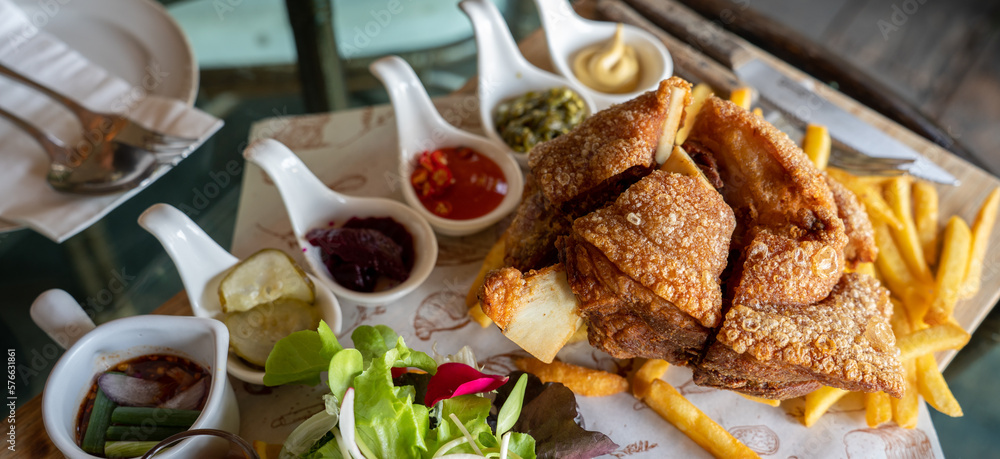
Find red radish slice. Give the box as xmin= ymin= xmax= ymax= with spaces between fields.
xmin=424 ymin=362 xmax=508 ymax=407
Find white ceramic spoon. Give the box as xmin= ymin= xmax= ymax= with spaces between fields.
xmin=532 ymin=0 xmax=673 ymax=109
xmin=138 ymin=203 xmax=343 ymax=385
xmin=243 ymin=138 xmax=438 ymax=306
xmin=370 ymin=55 xmax=524 ymax=236
xmin=30 ymin=289 xmax=240 ymax=459
xmin=459 ymin=0 xmax=597 ymax=167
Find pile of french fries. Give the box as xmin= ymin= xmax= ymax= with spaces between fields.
xmin=803 ymin=123 xmax=997 ymax=429
xmin=458 ymin=83 xmax=998 ymax=457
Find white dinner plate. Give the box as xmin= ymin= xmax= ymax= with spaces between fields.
xmin=0 ymin=0 xmax=197 ymax=234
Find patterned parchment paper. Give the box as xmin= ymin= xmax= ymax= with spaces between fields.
xmin=231 ymin=95 xmax=945 ymax=458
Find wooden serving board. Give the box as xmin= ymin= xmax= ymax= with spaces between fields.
xmin=15 ymin=2 xmax=999 ymax=457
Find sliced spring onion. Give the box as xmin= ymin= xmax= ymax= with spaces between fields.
xmin=111 ymin=407 xmax=201 ymax=427
xmin=449 ymin=412 xmax=483 ymax=456
xmin=105 ymin=425 xmax=186 ymax=442
xmin=499 ymin=431 xmax=511 ymax=459
xmin=356 ymin=435 xmax=378 ymax=459
xmin=81 ymin=388 xmax=117 ymax=455
xmin=431 ymin=436 xmax=470 ymax=458
xmin=282 ymin=408 xmax=339 ymax=457
xmin=104 ymin=441 xmax=159 ymax=458
xmin=332 ymin=429 xmax=353 ymax=459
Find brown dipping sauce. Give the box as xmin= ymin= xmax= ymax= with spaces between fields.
xmin=76 ymin=354 xmax=210 ymax=446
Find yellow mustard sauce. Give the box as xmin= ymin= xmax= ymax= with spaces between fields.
xmin=571 ymin=23 xmax=641 ymax=94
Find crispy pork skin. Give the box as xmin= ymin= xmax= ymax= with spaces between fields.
xmin=560 ymin=171 xmax=735 ymax=365
xmin=705 ymin=273 xmax=904 ymax=399
xmin=571 ymin=171 xmax=735 ymax=327
xmin=825 ymin=173 xmax=878 ymax=267
xmin=529 ymin=78 xmax=691 ymax=217
xmin=687 ymin=97 xmax=848 ymax=307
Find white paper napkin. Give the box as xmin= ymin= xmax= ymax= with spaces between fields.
xmin=0 ymin=0 xmax=222 ymax=242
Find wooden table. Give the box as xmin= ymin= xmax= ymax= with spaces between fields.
xmin=15 ymin=1 xmax=1000 ymax=456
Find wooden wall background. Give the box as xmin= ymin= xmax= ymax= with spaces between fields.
xmin=747 ymin=0 xmax=1000 ymax=173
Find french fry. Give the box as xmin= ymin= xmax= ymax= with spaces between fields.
xmin=803 ymin=386 xmax=849 ymax=427
xmin=827 ymin=168 xmax=903 ymax=230
xmin=886 ymin=308 xmax=919 ymax=429
xmin=891 ymin=359 xmax=919 ymax=429
xmin=751 ymin=107 xmax=763 ymax=118
xmin=912 ymin=181 xmax=940 ymax=267
xmin=469 ymin=302 xmax=492 ymax=328
xmin=889 ymin=298 xmax=911 ymax=337
xmin=896 ymin=322 xmax=970 ymax=361
xmin=960 ymin=187 xmax=1000 ymax=298
xmin=865 ymin=392 xmax=892 ymax=427
xmin=852 ymin=261 xmax=876 ymax=277
xmin=252 ymin=440 xmax=283 ymax=459
xmin=515 ymin=357 xmax=629 ymax=397
xmin=802 ymin=124 xmax=831 ymax=171
xmin=642 ymin=379 xmax=760 ymax=458
xmin=738 ymin=393 xmax=780 ymax=407
xmin=925 ymin=216 xmax=971 ymax=325
xmin=631 ymin=358 xmax=670 ymax=400
xmin=675 ymin=83 xmax=713 ymax=146
xmin=874 ymin=223 xmax=926 ymax=319
xmin=884 ymin=177 xmax=933 ymax=284
xmin=729 ymin=86 xmax=752 ymax=111
xmin=915 ymin=354 xmax=962 ymax=417
xmin=466 ymin=233 xmax=507 ymax=308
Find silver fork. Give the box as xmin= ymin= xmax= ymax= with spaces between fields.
xmin=828 ymin=147 xmax=913 ymax=177
xmin=0 ymin=105 xmax=159 ymax=194
xmin=0 ymin=62 xmax=196 ymax=157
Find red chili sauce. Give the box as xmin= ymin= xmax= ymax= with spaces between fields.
xmin=410 ymin=147 xmax=507 ymax=220
xmin=76 ymin=354 xmax=210 ymax=447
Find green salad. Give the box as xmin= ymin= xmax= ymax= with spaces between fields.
xmin=263 ymin=322 xmax=617 ymax=459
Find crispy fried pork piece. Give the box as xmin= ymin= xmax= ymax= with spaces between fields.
xmin=825 ymin=173 xmax=877 ymax=267
xmin=480 ymin=264 xmax=583 ymax=363
xmin=529 ymin=78 xmax=692 ymax=217
xmin=571 ymin=171 xmax=735 ymax=328
xmin=560 ymin=172 xmax=735 ymax=365
xmin=704 ymin=273 xmax=904 ymax=398
xmin=502 ymin=175 xmax=573 ymax=271
xmin=693 ymin=342 xmax=822 ymax=399
xmin=686 ymin=97 xmax=848 ymax=306
xmin=561 ymin=237 xmax=711 ymax=366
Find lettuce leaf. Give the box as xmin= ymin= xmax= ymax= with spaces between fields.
xmin=352 ymin=347 xmax=430 ymax=458
xmin=428 ymin=395 xmax=493 ymax=455
xmin=327 ymin=348 xmax=363 ymax=404
xmin=351 ymin=325 xmax=397 ymax=366
xmin=264 ymin=329 xmax=337 ymax=386
xmin=495 ymin=371 xmax=617 ymax=459
xmin=267 ymin=324 xmax=548 ymax=459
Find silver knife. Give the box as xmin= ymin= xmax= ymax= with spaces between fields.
xmin=737 ymin=59 xmax=956 ymax=185
xmin=609 ymin=0 xmax=958 ymax=185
